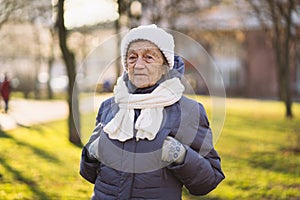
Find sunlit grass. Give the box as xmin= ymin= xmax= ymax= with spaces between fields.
xmin=187 ymin=97 xmax=300 ymax=200
xmin=0 ymin=96 xmax=300 ymax=199
xmin=0 ymin=120 xmax=93 ymax=200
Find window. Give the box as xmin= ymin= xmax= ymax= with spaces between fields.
xmin=214 ymin=56 xmax=241 ymax=88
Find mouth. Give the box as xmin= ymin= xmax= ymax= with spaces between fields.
xmin=134 ymin=73 xmax=147 ymax=77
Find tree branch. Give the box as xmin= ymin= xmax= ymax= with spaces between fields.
xmin=247 ymin=0 xmax=269 ymax=33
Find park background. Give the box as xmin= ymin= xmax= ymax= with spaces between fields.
xmin=0 ymin=0 xmax=300 ymax=199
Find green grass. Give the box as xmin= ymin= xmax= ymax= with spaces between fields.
xmin=188 ymin=97 xmax=300 ymax=200
xmin=1 ymin=97 xmax=300 ymax=199
xmin=0 ymin=121 xmax=93 ymax=200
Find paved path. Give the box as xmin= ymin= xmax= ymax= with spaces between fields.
xmin=0 ymin=99 xmax=68 ymax=130
xmin=0 ymin=94 xmax=111 ymax=131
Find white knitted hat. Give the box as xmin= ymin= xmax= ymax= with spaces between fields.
xmin=121 ymin=24 xmax=175 ymax=70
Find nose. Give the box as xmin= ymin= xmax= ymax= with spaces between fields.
xmin=134 ymin=56 xmax=145 ymax=69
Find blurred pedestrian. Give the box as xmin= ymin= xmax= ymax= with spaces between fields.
xmin=80 ymin=24 xmax=225 ymax=199
xmin=0 ymin=74 xmax=11 ymax=113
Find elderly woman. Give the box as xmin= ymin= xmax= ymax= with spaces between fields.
xmin=80 ymin=25 xmax=225 ymax=200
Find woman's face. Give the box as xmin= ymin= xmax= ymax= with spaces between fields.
xmin=126 ymin=40 xmax=167 ymax=88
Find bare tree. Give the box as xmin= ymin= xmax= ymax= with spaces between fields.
xmin=0 ymin=0 xmax=54 ymax=99
xmin=19 ymin=0 xmax=55 ymax=100
xmin=55 ymin=0 xmax=82 ymax=146
xmin=247 ymin=0 xmax=300 ymax=118
xmin=139 ymin=0 xmax=220 ymax=29
xmin=115 ymin=0 xmax=127 ymax=78
xmin=1 ymin=0 xmax=81 ymax=144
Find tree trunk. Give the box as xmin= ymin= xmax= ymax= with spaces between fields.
xmin=270 ymin=0 xmax=293 ymax=118
xmin=282 ymin=0 xmax=293 ymax=118
xmin=115 ymin=18 xmax=121 ymax=79
xmin=281 ymin=40 xmax=293 ymax=118
xmin=275 ymin=41 xmax=293 ymax=118
xmin=47 ymin=28 xmax=55 ymax=100
xmin=56 ymin=0 xmax=82 ymax=146
xmin=47 ymin=57 xmax=54 ymax=99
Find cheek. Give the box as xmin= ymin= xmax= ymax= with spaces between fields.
xmin=127 ymin=67 xmax=134 ymax=80
xmin=151 ymin=67 xmax=165 ymax=80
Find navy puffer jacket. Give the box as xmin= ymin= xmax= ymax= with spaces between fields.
xmin=80 ymin=56 xmax=225 ymax=199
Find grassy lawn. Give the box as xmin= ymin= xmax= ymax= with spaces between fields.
xmin=0 ymin=96 xmax=300 ymax=199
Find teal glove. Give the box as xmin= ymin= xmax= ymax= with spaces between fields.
xmin=162 ymin=136 xmax=186 ymax=164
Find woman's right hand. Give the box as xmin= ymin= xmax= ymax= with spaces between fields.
xmin=88 ymin=135 xmax=101 ymax=160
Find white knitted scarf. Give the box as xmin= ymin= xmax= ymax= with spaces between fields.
xmin=103 ymin=77 xmax=185 ymax=142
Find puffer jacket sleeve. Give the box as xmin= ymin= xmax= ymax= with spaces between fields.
xmin=79 ymin=104 xmax=105 ymax=184
xmin=79 ymin=146 xmax=99 ymax=184
xmin=79 ymin=121 xmax=103 ymax=184
xmin=168 ymin=101 xmax=225 ymax=195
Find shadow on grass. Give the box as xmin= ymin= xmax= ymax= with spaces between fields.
xmin=15 ymin=139 xmax=61 ymax=163
xmin=34 ymin=123 xmax=84 ymax=148
xmin=0 ymin=157 xmax=54 ymax=200
xmin=0 ymin=129 xmax=10 ymax=138
xmin=0 ymin=128 xmax=60 ymax=163
xmin=29 ymin=121 xmax=84 ymax=148
xmin=0 ymin=129 xmax=56 ymax=199
xmin=248 ymin=151 xmax=300 ymax=175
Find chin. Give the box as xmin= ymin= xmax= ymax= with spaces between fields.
xmin=134 ymin=82 xmax=155 ymax=89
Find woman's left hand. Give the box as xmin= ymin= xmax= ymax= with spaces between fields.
xmin=161 ymin=136 xmax=186 ymax=165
